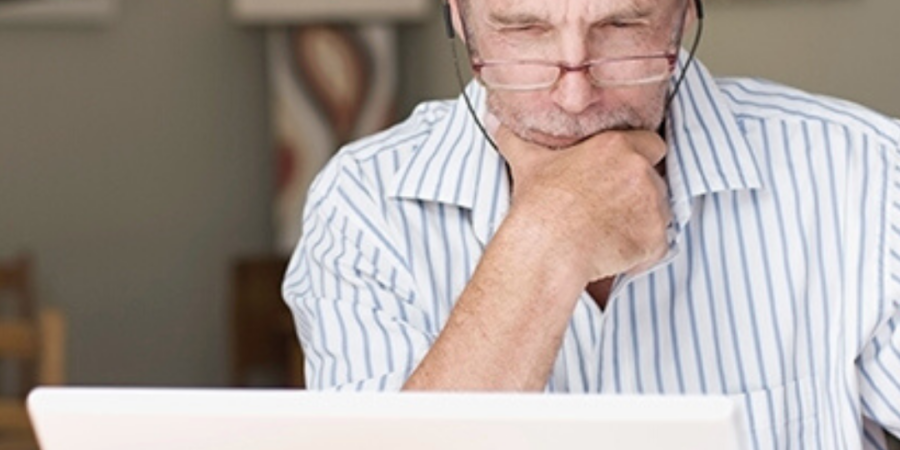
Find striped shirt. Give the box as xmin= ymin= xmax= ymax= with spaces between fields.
xmin=283 ymin=57 xmax=900 ymax=450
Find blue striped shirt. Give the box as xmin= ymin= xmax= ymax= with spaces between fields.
xmin=283 ymin=58 xmax=900 ymax=450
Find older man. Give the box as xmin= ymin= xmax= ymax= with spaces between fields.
xmin=283 ymin=0 xmax=900 ymax=448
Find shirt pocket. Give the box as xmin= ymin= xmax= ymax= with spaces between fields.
xmin=729 ymin=376 xmax=825 ymax=450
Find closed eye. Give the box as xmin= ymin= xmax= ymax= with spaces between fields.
xmin=503 ymin=24 xmax=548 ymax=34
xmin=610 ymin=20 xmax=639 ymax=28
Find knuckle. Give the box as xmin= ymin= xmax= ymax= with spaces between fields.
xmin=599 ymin=130 xmax=628 ymax=147
xmin=649 ymin=222 xmax=668 ymax=246
xmin=616 ymin=155 xmax=650 ymax=189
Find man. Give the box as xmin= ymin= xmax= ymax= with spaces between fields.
xmin=283 ymin=0 xmax=900 ymax=448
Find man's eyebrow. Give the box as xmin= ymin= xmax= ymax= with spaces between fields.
xmin=605 ymin=4 xmax=654 ymax=22
xmin=488 ymin=3 xmax=655 ymax=28
xmin=487 ymin=11 xmax=547 ymax=27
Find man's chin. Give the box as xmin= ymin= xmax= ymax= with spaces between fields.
xmin=518 ymin=129 xmax=588 ymax=150
xmin=516 ymin=120 xmax=655 ymax=149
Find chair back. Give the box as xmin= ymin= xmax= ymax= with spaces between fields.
xmin=0 ymin=254 xmax=65 ymax=449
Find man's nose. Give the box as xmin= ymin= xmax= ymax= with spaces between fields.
xmin=550 ymin=68 xmax=597 ymax=115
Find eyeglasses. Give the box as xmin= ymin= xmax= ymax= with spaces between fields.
xmin=472 ymin=53 xmax=678 ymax=92
xmin=445 ymin=0 xmax=704 ymax=151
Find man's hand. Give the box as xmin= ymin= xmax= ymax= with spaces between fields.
xmin=495 ymin=125 xmax=671 ymax=282
xmin=403 ymin=125 xmax=672 ymax=391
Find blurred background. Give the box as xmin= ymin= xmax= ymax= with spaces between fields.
xmin=0 ymin=0 xmax=898 ymax=392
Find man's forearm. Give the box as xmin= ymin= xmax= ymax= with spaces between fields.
xmin=402 ymin=209 xmax=587 ymax=391
xmin=403 ymin=127 xmax=669 ymax=391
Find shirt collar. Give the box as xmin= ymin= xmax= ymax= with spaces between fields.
xmin=389 ymin=82 xmax=502 ymax=210
xmin=665 ymin=54 xmax=764 ymax=223
xmin=388 ymin=83 xmax=509 ymax=245
xmin=644 ymin=55 xmax=765 ymax=275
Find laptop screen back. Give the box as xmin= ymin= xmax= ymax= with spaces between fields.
xmin=28 ymin=387 xmax=747 ymax=450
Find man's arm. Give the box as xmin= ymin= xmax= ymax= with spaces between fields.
xmin=402 ymin=205 xmax=593 ymax=390
xmin=857 ymin=306 xmax=900 ymax=439
xmin=857 ymin=135 xmax=900 ymax=437
xmin=403 ymin=128 xmax=671 ymax=391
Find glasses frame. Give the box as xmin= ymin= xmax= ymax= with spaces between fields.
xmin=471 ymin=53 xmax=679 ymax=92
xmin=445 ymin=0 xmax=704 ymax=151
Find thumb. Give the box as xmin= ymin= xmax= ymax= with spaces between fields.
xmin=623 ymin=130 xmax=667 ymax=166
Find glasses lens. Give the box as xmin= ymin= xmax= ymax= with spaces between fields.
xmin=478 ymin=63 xmax=560 ymax=91
xmin=476 ymin=56 xmax=674 ymax=91
xmin=589 ymin=56 xmax=673 ymax=87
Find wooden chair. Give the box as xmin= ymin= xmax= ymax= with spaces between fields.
xmin=0 ymin=254 xmax=65 ymax=450
xmin=230 ymin=255 xmax=304 ymax=388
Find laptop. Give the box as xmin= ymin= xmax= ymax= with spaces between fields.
xmin=28 ymin=387 xmax=748 ymax=450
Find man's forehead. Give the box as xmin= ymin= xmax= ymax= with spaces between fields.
xmin=472 ymin=0 xmax=661 ymax=17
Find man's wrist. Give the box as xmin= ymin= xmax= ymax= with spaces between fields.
xmin=492 ymin=205 xmax=594 ymax=299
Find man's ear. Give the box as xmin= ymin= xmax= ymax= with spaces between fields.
xmin=443 ymin=0 xmax=466 ymax=43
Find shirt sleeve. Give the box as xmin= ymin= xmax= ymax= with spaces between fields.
xmin=857 ymin=140 xmax=900 ymax=439
xmin=282 ymin=159 xmax=434 ymax=391
xmin=857 ymin=307 xmax=900 ymax=438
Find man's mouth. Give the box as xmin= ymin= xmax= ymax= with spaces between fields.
xmin=524 ymin=129 xmax=586 ymax=150
xmin=522 ymin=120 xmax=642 ymax=150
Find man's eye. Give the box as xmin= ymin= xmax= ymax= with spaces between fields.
xmin=610 ymin=21 xmax=638 ymax=29
xmin=505 ymin=25 xmax=546 ymax=34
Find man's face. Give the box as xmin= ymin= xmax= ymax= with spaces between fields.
xmin=461 ymin=0 xmax=686 ymax=149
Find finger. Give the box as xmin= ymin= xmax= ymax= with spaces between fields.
xmin=628 ymin=239 xmax=669 ymax=276
xmin=616 ymin=130 xmax=667 ymax=166
xmin=630 ymin=206 xmax=672 ymax=276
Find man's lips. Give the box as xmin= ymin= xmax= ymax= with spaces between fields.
xmin=525 ymin=129 xmax=589 ymax=150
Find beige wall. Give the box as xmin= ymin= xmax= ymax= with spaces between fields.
xmin=0 ymin=1 xmax=272 ymax=386
xmin=700 ymin=0 xmax=900 ymax=118
xmin=398 ymin=0 xmax=900 ymax=118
